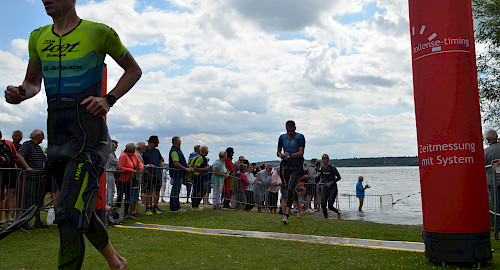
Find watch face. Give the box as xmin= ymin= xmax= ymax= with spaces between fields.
xmin=106 ymin=94 xmax=116 ymax=105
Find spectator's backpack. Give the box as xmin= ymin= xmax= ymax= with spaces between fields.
xmin=0 ymin=140 xmax=15 ymax=168
xmin=186 ymin=154 xmax=209 ymax=180
xmin=186 ymin=155 xmax=200 ymax=181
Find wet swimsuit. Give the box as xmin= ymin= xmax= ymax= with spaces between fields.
xmin=29 ymin=19 xmax=127 ymax=163
xmin=277 ymin=133 xmax=305 ymax=207
xmin=28 ymin=19 xmax=127 ymax=269
xmin=320 ymin=164 xmax=341 ymax=218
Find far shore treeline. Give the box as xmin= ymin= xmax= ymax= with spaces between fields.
xmin=262 ymin=156 xmax=419 ymax=168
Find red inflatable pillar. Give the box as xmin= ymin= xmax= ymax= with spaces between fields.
xmin=409 ymin=0 xmax=492 ymax=263
xmin=95 ymin=64 xmax=108 ymax=211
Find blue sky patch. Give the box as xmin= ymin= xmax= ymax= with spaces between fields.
xmin=339 ymin=2 xmax=386 ymax=25
xmin=137 ymin=0 xmax=194 ymax=13
xmin=275 ymin=33 xmax=315 ymax=42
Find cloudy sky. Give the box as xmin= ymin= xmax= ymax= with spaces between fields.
xmin=0 ymin=0 xmax=420 ymax=162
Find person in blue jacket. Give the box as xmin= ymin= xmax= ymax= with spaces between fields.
xmin=356 ymin=176 xmax=371 ymax=212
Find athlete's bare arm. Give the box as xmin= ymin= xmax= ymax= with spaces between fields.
xmin=290 ymin=146 xmax=304 ymax=158
xmin=5 ymin=59 xmax=43 ymax=104
xmin=277 ymin=146 xmax=286 ymax=158
xmin=81 ymin=51 xmax=142 ymax=117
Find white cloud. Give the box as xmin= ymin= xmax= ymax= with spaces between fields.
xmin=1 ymin=0 xmax=427 ymax=162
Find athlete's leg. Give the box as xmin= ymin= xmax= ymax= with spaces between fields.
xmin=283 ymin=169 xmax=299 ymax=223
xmin=321 ymin=186 xmax=329 ymax=219
xmin=99 ymin=241 xmax=127 ymax=270
xmin=54 ymin=159 xmax=86 ymax=269
xmin=282 ymin=170 xmax=292 ymax=223
xmin=327 ymin=185 xmax=341 ymax=219
xmin=54 ymin=155 xmax=119 ymax=269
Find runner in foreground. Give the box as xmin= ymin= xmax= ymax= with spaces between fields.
xmin=4 ymin=0 xmax=141 ymax=268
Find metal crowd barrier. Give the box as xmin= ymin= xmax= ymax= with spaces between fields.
xmin=105 ymin=168 xmax=306 ymax=213
xmin=106 ymin=167 xmax=213 ymax=213
xmin=2 ymin=165 xmax=399 ymax=225
xmin=336 ymin=193 xmax=394 ymax=209
xmin=486 ymin=164 xmax=500 ymax=240
xmin=1 ymin=168 xmax=55 ymax=225
xmin=106 ymin=168 xmax=282 ymax=212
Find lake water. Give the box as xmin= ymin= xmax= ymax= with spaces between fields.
xmin=160 ymin=166 xmax=424 ymax=225
xmin=327 ymin=166 xmax=423 ymax=225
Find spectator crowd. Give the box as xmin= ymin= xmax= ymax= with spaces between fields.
xmin=2 ymin=129 xmax=500 ymax=228
xmin=104 ymin=135 xmax=331 ymax=219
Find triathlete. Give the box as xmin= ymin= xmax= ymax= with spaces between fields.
xmin=4 ymin=0 xmax=141 ymax=269
xmin=319 ymin=154 xmax=342 ymax=219
xmin=277 ymin=120 xmax=305 ymax=225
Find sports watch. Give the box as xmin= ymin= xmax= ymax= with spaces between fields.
xmin=103 ymin=94 xmax=117 ymax=107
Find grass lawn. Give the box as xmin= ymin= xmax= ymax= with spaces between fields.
xmin=1 ymin=204 xmax=499 ymax=269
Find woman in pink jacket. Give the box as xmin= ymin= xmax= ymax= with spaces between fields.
xmin=117 ymin=143 xmax=144 ymax=218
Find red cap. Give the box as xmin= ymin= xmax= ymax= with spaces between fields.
xmin=322 ymin=154 xmax=329 ymax=160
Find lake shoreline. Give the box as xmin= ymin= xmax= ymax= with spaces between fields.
xmin=262 ymin=156 xmax=419 ymax=167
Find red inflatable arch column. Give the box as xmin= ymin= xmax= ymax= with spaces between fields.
xmin=408 ymin=0 xmax=492 ymax=264
xmin=95 ymin=64 xmax=108 ymax=212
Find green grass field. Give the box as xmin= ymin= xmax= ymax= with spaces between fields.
xmin=1 ymin=204 xmax=499 ymax=269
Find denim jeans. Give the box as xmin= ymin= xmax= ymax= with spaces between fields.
xmin=170 ymin=177 xmax=183 ymax=211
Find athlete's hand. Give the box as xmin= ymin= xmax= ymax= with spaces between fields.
xmin=5 ymin=85 xmax=25 ymax=104
xmin=81 ymin=96 xmax=110 ymax=117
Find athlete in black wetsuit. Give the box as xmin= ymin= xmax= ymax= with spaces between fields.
xmin=277 ymin=120 xmax=305 ymax=225
xmin=319 ymin=154 xmax=342 ymax=219
xmin=5 ymin=0 xmax=141 ymax=269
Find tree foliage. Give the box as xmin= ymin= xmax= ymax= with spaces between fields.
xmin=472 ymin=0 xmax=500 ymax=127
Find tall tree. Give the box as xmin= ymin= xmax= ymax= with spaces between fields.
xmin=472 ymin=0 xmax=500 ymax=127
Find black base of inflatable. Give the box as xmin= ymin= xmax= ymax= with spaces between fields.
xmin=423 ymin=231 xmax=492 ymax=263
